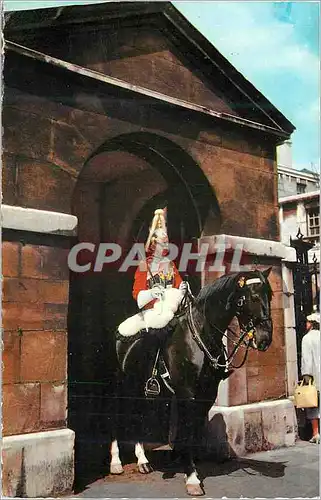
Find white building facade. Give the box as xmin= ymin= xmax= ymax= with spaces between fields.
xmin=279 ymin=191 xmax=320 ymax=262
xmin=277 ymin=140 xmax=320 ymax=199
xmin=277 ymin=141 xmax=320 ymax=400
xmin=277 ymin=141 xmax=320 ymax=261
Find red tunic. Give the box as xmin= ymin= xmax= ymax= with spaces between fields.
xmin=133 ymin=259 xmax=182 ymax=309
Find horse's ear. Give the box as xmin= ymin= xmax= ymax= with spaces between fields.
xmin=262 ymin=267 xmax=272 ymax=279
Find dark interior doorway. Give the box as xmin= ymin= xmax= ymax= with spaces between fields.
xmin=67 ymin=132 xmax=220 ymax=489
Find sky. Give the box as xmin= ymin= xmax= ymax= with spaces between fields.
xmin=3 ymin=0 xmax=320 ymax=172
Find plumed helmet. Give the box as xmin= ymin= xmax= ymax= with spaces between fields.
xmin=145 ymin=208 xmax=168 ymax=252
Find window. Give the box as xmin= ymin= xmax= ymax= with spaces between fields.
xmin=307 ymin=207 xmax=320 ymax=238
xmin=297 ymin=182 xmax=306 ymax=194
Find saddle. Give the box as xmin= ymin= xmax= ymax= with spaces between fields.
xmin=116 ymin=318 xmax=178 ymax=398
xmin=117 ymin=288 xmax=184 ymax=337
xmin=116 ymin=288 xmax=193 ymax=398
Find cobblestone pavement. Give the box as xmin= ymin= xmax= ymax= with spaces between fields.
xmin=73 ymin=440 xmax=319 ymax=498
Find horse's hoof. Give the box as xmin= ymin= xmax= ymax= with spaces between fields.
xmin=186 ymin=484 xmax=204 ymax=496
xmin=110 ymin=464 xmax=124 ymax=475
xmin=138 ymin=462 xmax=153 ymax=474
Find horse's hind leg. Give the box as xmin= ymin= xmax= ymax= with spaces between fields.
xmin=173 ymin=397 xmax=204 ymax=496
xmin=110 ymin=439 xmax=124 ymax=475
xmin=135 ymin=442 xmax=153 ymax=474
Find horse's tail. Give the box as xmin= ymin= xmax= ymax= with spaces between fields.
xmin=109 ymin=335 xmax=124 ymax=448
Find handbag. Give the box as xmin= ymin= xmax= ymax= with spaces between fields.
xmin=294 ymin=379 xmax=318 ymax=408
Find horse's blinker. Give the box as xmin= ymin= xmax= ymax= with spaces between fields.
xmin=237 ymin=295 xmax=245 ymax=308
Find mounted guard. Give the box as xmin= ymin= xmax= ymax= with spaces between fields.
xmin=111 ymin=260 xmax=274 ymax=496
xmin=118 ymin=208 xmax=190 ymax=337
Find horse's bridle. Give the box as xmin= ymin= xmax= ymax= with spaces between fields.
xmin=182 ymin=281 xmax=270 ymax=371
xmin=186 ymin=298 xmax=253 ymax=370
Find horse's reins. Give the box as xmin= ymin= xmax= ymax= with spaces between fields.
xmin=183 ymin=277 xmax=270 ymax=371
xmin=185 ymin=298 xmax=224 ymax=369
xmin=184 ymin=295 xmax=251 ymax=370
xmin=204 ymin=294 xmax=255 ymax=369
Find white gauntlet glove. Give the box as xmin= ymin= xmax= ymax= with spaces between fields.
xmin=151 ymin=285 xmax=165 ymax=300
xmin=137 ymin=285 xmax=165 ymax=309
xmin=179 ymin=281 xmax=191 ymax=294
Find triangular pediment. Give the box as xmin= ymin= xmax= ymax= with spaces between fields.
xmin=4 ymin=2 xmax=294 ymax=134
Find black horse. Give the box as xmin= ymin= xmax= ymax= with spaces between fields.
xmin=109 ymin=268 xmax=273 ymax=496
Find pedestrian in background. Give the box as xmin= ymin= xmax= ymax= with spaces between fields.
xmin=301 ymin=311 xmax=320 ymax=444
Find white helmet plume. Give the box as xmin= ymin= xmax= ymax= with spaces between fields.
xmin=145 ymin=208 xmax=167 ymax=252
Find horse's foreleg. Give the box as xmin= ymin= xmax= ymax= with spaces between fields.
xmin=110 ymin=439 xmax=124 ymax=475
xmin=186 ymin=470 xmax=202 ymax=495
xmin=182 ymin=451 xmax=203 ymax=496
xmin=135 ymin=442 xmax=153 ymax=474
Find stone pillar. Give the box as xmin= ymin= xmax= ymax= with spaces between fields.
xmin=200 ymin=233 xmax=290 ymax=405
xmin=199 ymin=234 xmax=297 ymax=456
xmin=281 ymin=255 xmax=298 ymax=396
xmin=2 ymin=205 xmax=77 ymax=497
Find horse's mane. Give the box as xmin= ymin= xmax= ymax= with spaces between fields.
xmin=196 ymin=270 xmax=273 ymax=307
xmin=196 ymin=272 xmax=240 ymax=306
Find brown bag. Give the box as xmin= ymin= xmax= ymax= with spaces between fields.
xmin=294 ymin=380 xmax=318 ymax=408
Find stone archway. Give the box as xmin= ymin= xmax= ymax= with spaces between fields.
xmin=67 ymin=132 xmax=220 ymax=487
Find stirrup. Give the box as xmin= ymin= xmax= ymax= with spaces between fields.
xmin=159 ymin=357 xmax=175 ymax=394
xmin=145 ymin=377 xmax=161 ymax=397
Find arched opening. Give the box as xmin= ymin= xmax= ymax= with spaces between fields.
xmin=67 ymin=132 xmax=220 ymax=488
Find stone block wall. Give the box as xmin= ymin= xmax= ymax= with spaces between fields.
xmin=2 ymin=429 xmax=75 ymax=497
xmin=2 ymin=239 xmax=70 ymax=436
xmin=3 ymin=79 xmax=278 ymax=243
xmin=8 ymin=26 xmax=238 ymax=116
xmin=241 ymin=263 xmax=286 ymax=404
xmin=206 ymin=399 xmax=296 ymax=459
xmin=4 ymin=21 xmax=279 ymax=242
xmin=202 ymin=253 xmax=287 ymax=405
xmin=3 ymin=38 xmax=282 ymax=440
xmin=2 ymin=9 xmax=294 ymax=497
xmin=178 ymin=131 xmax=278 ymax=241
